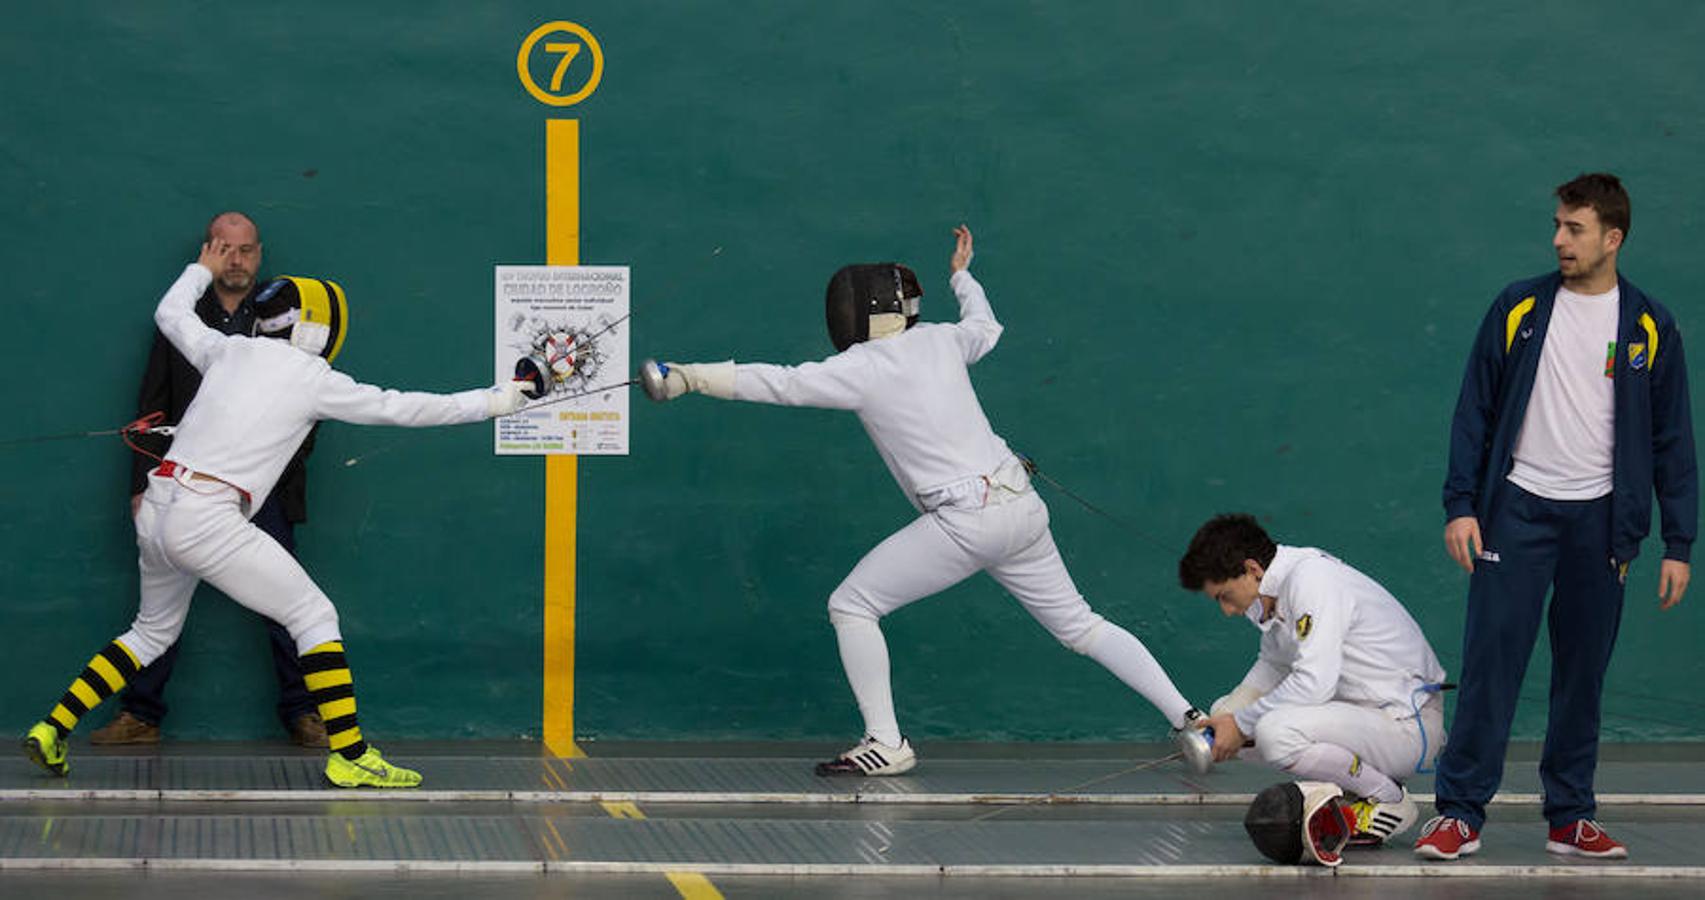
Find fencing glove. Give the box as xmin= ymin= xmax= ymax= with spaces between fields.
xmin=487 ymin=381 xmax=530 ymax=417
xmin=641 ymin=359 xmax=735 ymax=401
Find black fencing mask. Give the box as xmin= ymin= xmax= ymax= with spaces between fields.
xmin=825 ymin=263 xmax=922 ymax=351
xmin=1243 ymin=781 xmax=1354 ymax=867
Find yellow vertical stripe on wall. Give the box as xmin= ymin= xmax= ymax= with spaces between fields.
xmin=543 ymin=118 xmax=585 ymax=759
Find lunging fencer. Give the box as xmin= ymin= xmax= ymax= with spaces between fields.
xmin=643 ymin=225 xmax=1200 ymax=775
xmin=21 ymin=239 xmax=529 ymax=788
xmin=1177 ymin=514 xmax=1448 ymax=848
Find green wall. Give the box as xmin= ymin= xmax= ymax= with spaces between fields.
xmin=1 ymin=2 xmax=1700 ymax=743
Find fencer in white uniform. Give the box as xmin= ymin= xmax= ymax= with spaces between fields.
xmin=647 ymin=225 xmax=1197 ymax=775
xmin=1178 ymin=513 xmax=1448 ymax=845
xmin=22 ymin=240 xmax=528 ymax=788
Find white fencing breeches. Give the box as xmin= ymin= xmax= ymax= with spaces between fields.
xmin=829 ymin=490 xmax=1104 ymax=645
xmin=1251 ymin=698 xmax=1445 ymax=800
xmin=119 ymin=470 xmax=341 ymax=666
xmin=827 ymin=489 xmax=1191 ymax=744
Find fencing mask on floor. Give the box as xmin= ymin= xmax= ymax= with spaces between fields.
xmin=1243 ymin=781 xmax=1354 ymax=867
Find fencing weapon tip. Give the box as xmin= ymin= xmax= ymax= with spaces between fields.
xmin=638 ymin=358 xmax=670 ymax=402
xmin=1174 ymin=726 xmax=1217 ymax=776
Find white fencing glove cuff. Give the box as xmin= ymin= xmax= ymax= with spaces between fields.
xmin=1211 ymin=685 xmax=1268 ymax=718
xmin=671 ymin=360 xmax=737 ymax=400
xmin=486 ymin=380 xmax=529 ymax=417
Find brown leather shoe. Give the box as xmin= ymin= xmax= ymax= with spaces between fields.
xmin=89 ymin=711 xmax=161 ymax=745
xmin=289 ymin=712 xmax=330 ymax=749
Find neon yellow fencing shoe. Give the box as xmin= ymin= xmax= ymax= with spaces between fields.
xmin=22 ymin=721 xmax=68 ymax=777
xmin=324 ymin=746 xmax=422 ymax=788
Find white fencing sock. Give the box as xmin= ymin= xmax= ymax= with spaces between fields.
xmin=1081 ymin=623 xmax=1195 ymax=728
xmin=1280 ymin=743 xmax=1403 ymax=803
xmin=831 ymin=614 xmax=902 ymax=747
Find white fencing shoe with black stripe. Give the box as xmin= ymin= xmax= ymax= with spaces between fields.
xmin=814 ymin=735 xmax=916 ymax=776
xmin=1347 ymin=787 xmax=1419 ymax=847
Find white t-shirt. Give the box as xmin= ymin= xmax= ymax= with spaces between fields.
xmin=1508 ymin=285 xmax=1619 ymax=500
xmin=732 ymin=270 xmax=1015 ymax=507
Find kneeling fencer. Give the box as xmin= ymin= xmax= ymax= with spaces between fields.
xmin=1178 ymin=514 xmax=1448 ymax=847
xmin=22 ymin=239 xmax=529 ymax=788
xmin=642 ymin=225 xmax=1200 ymax=775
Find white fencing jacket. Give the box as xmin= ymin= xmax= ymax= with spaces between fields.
xmin=155 ymin=264 xmax=490 ymax=515
xmin=1231 ymin=545 xmax=1447 ymax=736
xmin=733 ymin=270 xmax=1016 ymax=509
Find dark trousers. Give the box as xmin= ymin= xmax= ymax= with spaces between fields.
xmin=119 ymin=495 xmax=317 ymax=731
xmin=1433 ymin=484 xmax=1626 ymax=830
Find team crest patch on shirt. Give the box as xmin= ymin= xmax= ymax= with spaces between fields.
xmin=1629 ymin=342 xmax=1648 ymax=371
xmin=1295 ymin=614 xmax=1313 ymax=641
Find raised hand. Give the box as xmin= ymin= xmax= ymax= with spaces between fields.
xmin=950 ymin=224 xmax=974 ymax=273
xmin=197 ymin=239 xmax=230 ymax=272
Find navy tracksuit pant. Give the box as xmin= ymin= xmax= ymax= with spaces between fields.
xmin=1433 ymin=483 xmax=1626 ymax=830
xmin=118 ymin=494 xmax=318 ymax=731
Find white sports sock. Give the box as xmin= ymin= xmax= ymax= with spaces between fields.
xmin=1281 ymin=743 xmax=1403 ymax=803
xmin=831 ymin=615 xmax=902 ymax=747
xmin=1081 ymin=624 xmax=1194 ymax=727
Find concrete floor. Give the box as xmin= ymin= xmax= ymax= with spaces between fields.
xmin=4 ymin=740 xmax=1704 ymax=898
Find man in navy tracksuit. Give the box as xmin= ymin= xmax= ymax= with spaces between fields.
xmin=1415 ymin=173 xmax=1697 ymax=861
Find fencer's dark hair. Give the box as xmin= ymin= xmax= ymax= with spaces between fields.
xmin=1556 ymin=172 xmax=1631 ymax=239
xmin=1178 ymin=513 xmax=1278 ymax=591
xmin=204 ymin=211 xmax=260 ymax=243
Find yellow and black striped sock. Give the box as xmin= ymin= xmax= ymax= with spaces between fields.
xmin=301 ymin=641 xmax=367 ymax=760
xmin=47 ymin=640 xmax=141 ymax=737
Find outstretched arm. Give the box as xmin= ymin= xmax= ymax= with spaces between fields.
xmin=314 ymin=370 xmax=527 ymax=425
xmin=647 ymin=357 xmax=866 ymax=411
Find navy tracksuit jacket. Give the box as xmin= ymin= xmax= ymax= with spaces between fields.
xmin=1434 ymin=270 xmax=1696 ymax=829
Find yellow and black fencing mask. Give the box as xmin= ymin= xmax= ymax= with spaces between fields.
xmin=253 ymin=276 xmax=349 ymax=362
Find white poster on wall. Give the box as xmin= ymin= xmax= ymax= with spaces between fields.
xmin=493 ymin=265 xmax=630 ymax=455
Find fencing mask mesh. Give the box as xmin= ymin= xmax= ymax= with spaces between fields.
xmin=825 ymin=263 xmax=922 ymax=352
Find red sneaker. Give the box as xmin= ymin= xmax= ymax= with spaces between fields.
xmin=1546 ymin=820 xmax=1627 ymax=859
xmin=1413 ymin=816 xmax=1481 ymax=860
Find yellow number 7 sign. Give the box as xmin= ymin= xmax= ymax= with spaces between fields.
xmin=517 ymin=21 xmax=604 ymax=107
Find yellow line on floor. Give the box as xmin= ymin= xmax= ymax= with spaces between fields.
xmin=597 ymin=800 xmax=724 ymax=898
xmin=665 ymin=872 xmax=724 ymax=898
